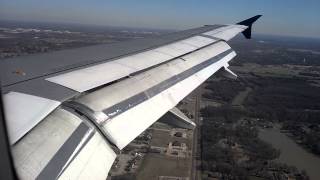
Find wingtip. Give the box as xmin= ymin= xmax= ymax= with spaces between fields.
xmin=237 ymin=15 xmax=262 ymax=39
xmin=237 ymin=15 xmax=262 ymax=26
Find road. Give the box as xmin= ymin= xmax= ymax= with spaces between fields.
xmin=190 ymin=87 xmax=202 ymax=180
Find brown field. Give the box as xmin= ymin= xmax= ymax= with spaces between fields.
xmin=136 ymin=153 xmax=191 ymax=180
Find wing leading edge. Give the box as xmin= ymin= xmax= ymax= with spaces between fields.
xmin=1 ymin=15 xmax=261 ymax=179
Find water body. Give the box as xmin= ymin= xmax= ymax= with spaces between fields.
xmin=259 ymin=127 xmax=320 ymax=180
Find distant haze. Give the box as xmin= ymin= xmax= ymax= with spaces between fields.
xmin=0 ymin=0 xmax=319 ymax=38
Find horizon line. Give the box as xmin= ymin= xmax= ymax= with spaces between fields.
xmin=1 ymin=18 xmax=320 ymax=40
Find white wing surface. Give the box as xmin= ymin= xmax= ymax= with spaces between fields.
xmin=0 ymin=15 xmax=261 ymax=180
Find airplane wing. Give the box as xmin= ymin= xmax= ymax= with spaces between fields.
xmin=0 ymin=15 xmax=261 ymax=179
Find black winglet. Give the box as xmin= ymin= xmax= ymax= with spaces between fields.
xmin=237 ymin=15 xmax=262 ymax=39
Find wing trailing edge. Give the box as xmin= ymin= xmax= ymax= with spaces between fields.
xmin=158 ymin=107 xmax=196 ymax=130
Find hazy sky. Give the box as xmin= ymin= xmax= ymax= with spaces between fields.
xmin=0 ymin=0 xmax=319 ymax=38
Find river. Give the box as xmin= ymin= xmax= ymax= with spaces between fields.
xmin=259 ymin=127 xmax=320 ymax=180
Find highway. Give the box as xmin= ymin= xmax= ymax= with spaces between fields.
xmin=190 ymin=87 xmax=202 ymax=180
